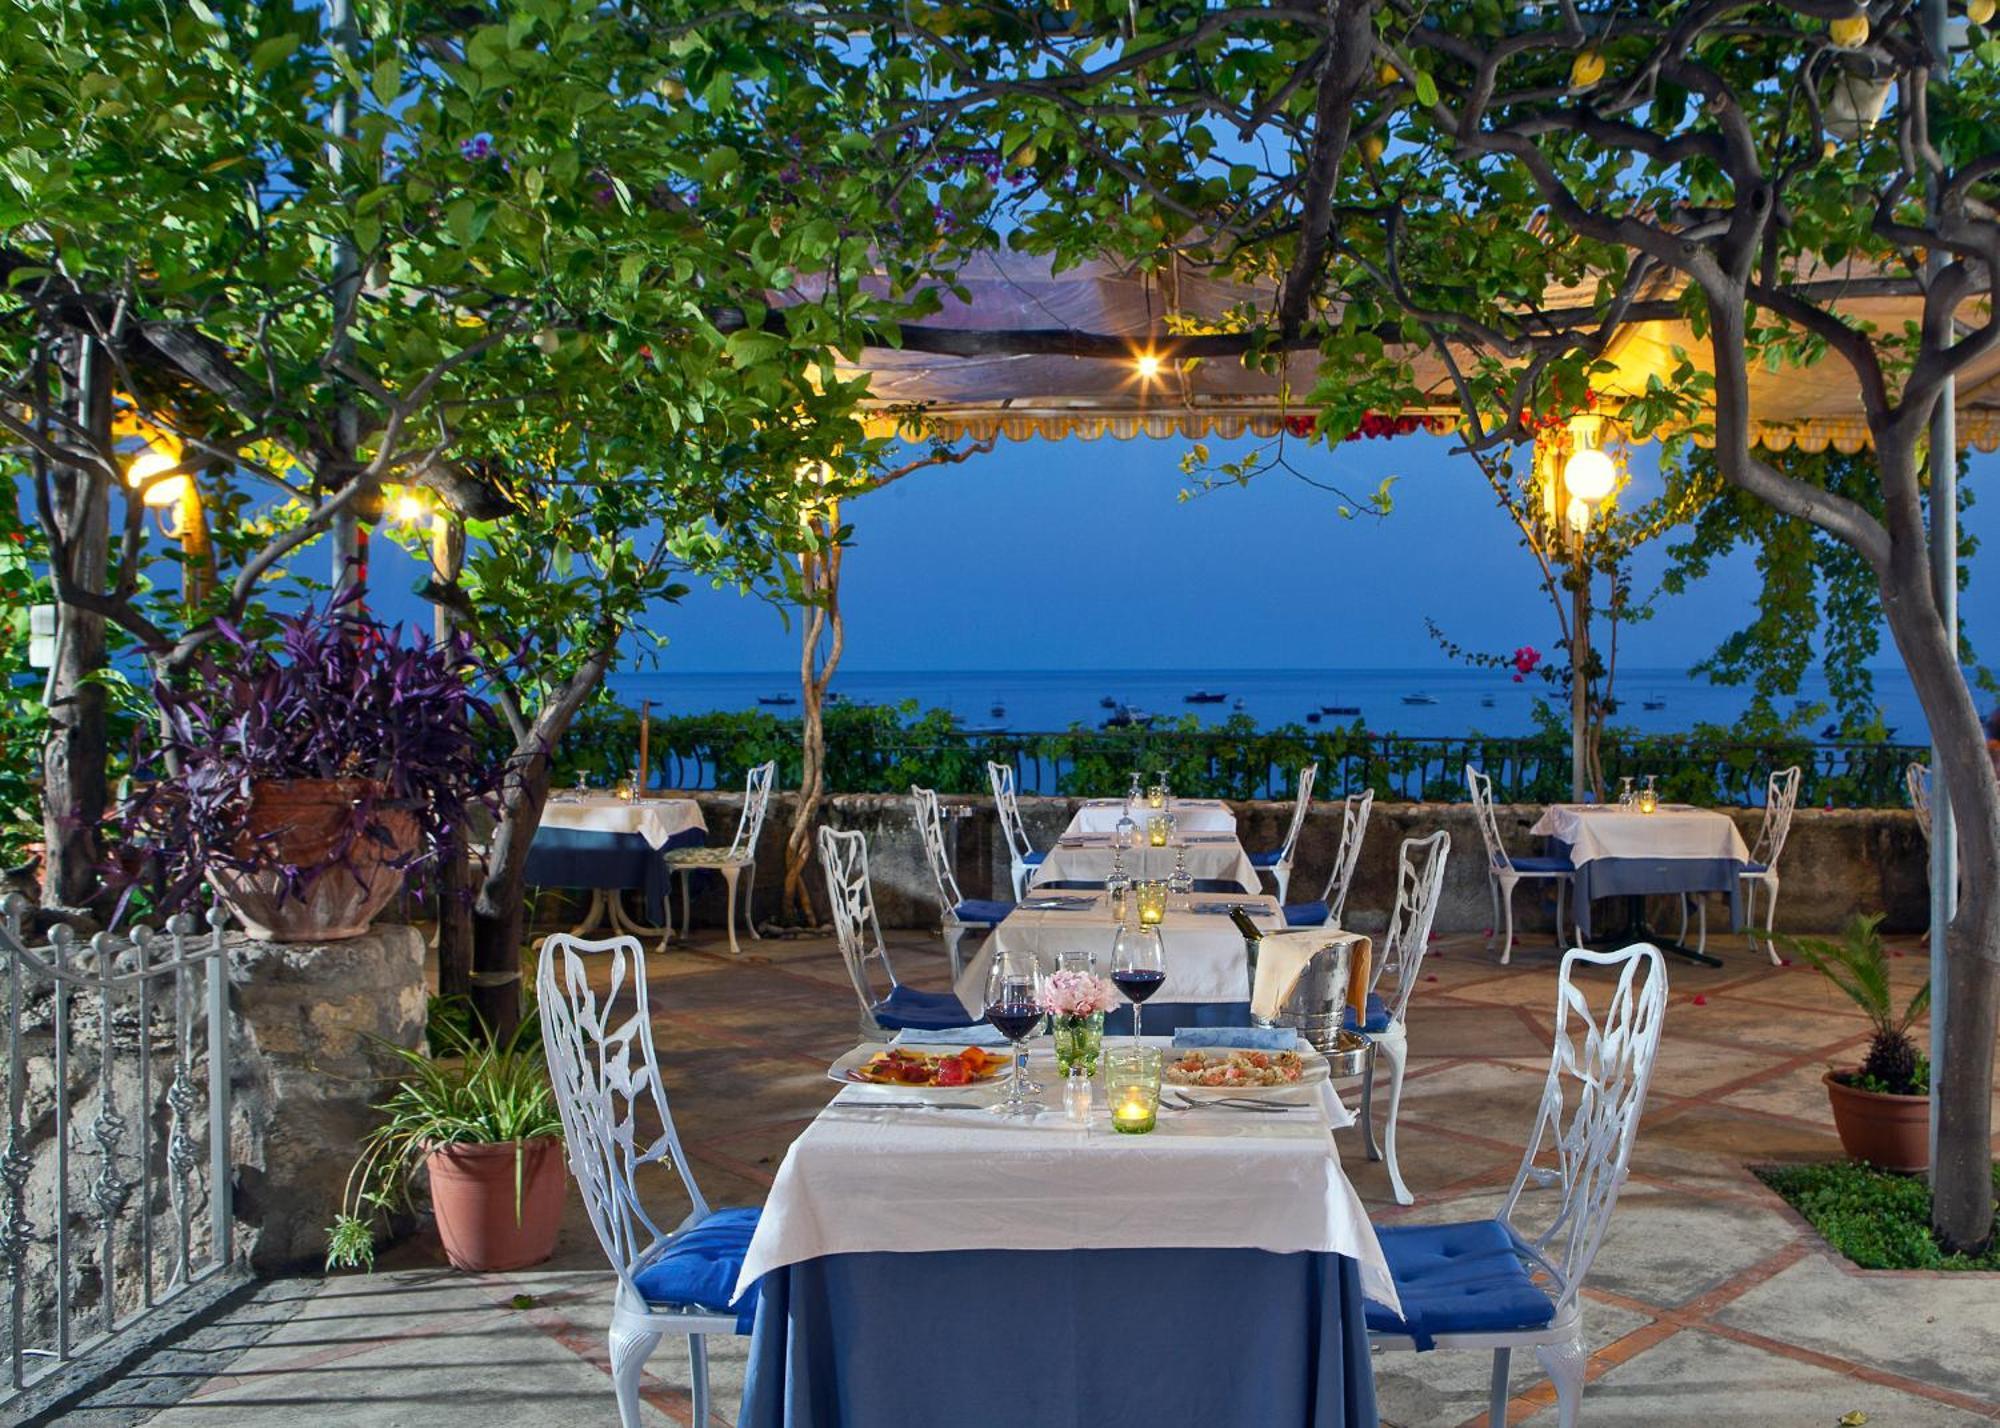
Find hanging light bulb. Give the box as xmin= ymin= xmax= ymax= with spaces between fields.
xmin=389 ymin=488 xmax=429 ymax=525
xmin=126 ymin=446 xmax=190 ymax=509
xmin=1133 ymin=351 xmax=1163 ymax=381
xmin=1563 ymin=445 xmax=1616 ymax=504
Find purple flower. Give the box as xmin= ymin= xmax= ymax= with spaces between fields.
xmin=460 ymin=134 xmax=493 ymax=162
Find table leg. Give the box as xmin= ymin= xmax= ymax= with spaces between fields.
xmin=569 ymin=888 xmax=611 ymax=938
xmin=606 ymin=890 xmax=668 ymax=940
xmin=1587 ymin=892 xmax=1723 ymax=967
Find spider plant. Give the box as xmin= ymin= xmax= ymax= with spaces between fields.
xmin=1784 ymin=914 xmax=1931 ymax=1096
xmin=326 ymin=1012 xmax=564 ymax=1272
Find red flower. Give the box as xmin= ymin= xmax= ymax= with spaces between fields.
xmin=1691 ymin=994 xmax=1708 ymax=1006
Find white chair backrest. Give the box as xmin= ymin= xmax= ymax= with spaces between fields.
xmin=1319 ymin=789 xmax=1375 ymax=926
xmin=1465 ymin=765 xmax=1510 ymax=873
xmin=1906 ymin=761 xmax=1932 ymax=843
xmin=1752 ymin=765 xmax=1802 ymax=870
xmin=909 ymin=784 xmax=964 ymax=913
xmin=538 ymin=933 xmax=707 ymax=1297
xmin=727 ymin=760 xmax=777 ymax=860
xmin=818 ymin=825 xmax=898 ymax=1018
xmin=1499 ymin=943 xmax=1668 ymax=1314
xmin=987 ymin=760 xmax=1034 ymax=865
xmin=1276 ymin=762 xmax=1319 ymax=863
xmin=1375 ymin=829 xmax=1450 ymax=1022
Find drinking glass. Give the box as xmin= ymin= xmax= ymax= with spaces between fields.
xmin=984 ymin=945 xmax=1043 ymax=1117
xmin=1168 ymin=840 xmax=1193 ymax=895
xmin=1111 ymin=922 xmax=1166 ymax=1043
xmin=1618 ymin=776 xmax=1635 ymax=808
xmin=1127 ymin=770 xmax=1144 ymax=811
xmin=1134 ymin=879 xmax=1168 ymax=927
xmin=1146 ymin=813 xmax=1172 ymax=848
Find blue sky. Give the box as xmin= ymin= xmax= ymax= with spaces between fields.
xmin=366 ymin=434 xmax=1997 ymax=675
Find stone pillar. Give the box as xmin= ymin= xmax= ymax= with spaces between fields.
xmin=226 ymin=925 xmax=427 ymax=1273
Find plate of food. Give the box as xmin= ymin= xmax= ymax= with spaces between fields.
xmin=828 ymin=1044 xmax=1013 ymax=1090
xmin=1162 ymin=1045 xmax=1330 ymax=1097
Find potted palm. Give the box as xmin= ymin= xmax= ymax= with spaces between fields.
xmin=327 ymin=1012 xmax=568 ymax=1274
xmin=1785 ymin=914 xmax=1931 ymax=1172
xmin=114 ymin=594 xmax=502 ymax=940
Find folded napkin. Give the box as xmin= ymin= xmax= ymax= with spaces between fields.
xmin=1188 ymin=901 xmax=1252 ymax=915
xmin=1019 ymin=896 xmax=1096 ymax=911
xmin=1250 ymin=931 xmax=1373 ymax=1023
xmin=896 ymin=1025 xmax=1010 ymax=1047
xmin=1171 ymin=1026 xmax=1298 ymax=1051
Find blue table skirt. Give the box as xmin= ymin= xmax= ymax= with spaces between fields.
xmin=1104 ymin=1000 xmax=1252 ymax=1035
xmin=521 ymin=826 xmax=704 ymax=922
xmin=739 ymin=1247 xmax=1377 ymax=1428
xmin=1551 ymin=840 xmax=1743 ymax=939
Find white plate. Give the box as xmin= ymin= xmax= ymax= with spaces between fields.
xmin=826 ymin=1042 xmax=1015 ymax=1092
xmin=1160 ymin=1042 xmax=1330 ymax=1099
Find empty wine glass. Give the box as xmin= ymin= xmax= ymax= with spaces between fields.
xmin=1111 ymin=922 xmax=1166 ymax=1043
xmin=1618 ymin=776 xmax=1635 ymax=808
xmin=1168 ymin=840 xmax=1193 ymax=895
xmin=984 ymin=945 xmax=1043 ymax=1117
xmin=1126 ymin=770 xmax=1144 ymax=810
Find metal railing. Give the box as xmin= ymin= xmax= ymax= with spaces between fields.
xmin=0 ymin=901 xmax=233 ymax=1402
xmin=627 ymin=723 xmax=1926 ymax=809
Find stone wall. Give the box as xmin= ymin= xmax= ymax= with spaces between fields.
xmin=674 ymin=791 xmax=1931 ymax=936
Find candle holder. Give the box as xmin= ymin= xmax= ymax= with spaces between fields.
xmin=1146 ymin=813 xmax=1174 ymax=848
xmin=1145 ymin=782 xmax=1166 ymax=810
xmin=615 ymin=778 xmax=635 ymax=802
xmin=1105 ymin=1046 xmax=1162 ymax=1135
xmin=1637 ymin=778 xmax=1659 ymax=814
xmin=1134 ymin=880 xmax=1168 ymax=926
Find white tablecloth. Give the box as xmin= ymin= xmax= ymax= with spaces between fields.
xmin=1033 ymin=832 xmax=1260 ymax=893
xmin=537 ymin=795 xmax=706 ymax=850
xmin=734 ymin=1039 xmax=1395 ymax=1312
xmin=1529 ymin=804 xmax=1748 ymax=868
xmin=956 ymin=890 xmax=1282 ymax=1012
xmin=1065 ymin=799 xmax=1237 ymax=836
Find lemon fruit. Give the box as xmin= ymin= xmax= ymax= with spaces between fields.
xmin=1569 ymin=49 xmax=1606 ymax=91
xmin=1360 ymin=133 xmax=1386 ymax=164
xmin=1830 ymin=13 xmax=1870 ymax=46
xmin=1970 ymin=0 xmax=1995 ymax=25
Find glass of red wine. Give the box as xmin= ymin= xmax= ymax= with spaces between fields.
xmin=984 ymin=946 xmax=1043 ymax=1116
xmin=1111 ymin=923 xmax=1166 ymax=1043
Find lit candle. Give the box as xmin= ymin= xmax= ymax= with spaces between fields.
xmin=1637 ymin=790 xmax=1658 ymax=814
xmin=1112 ymin=1087 xmax=1155 ymax=1134
xmin=1147 ymin=814 xmax=1169 ymax=847
xmin=1135 ymin=881 xmax=1167 ymax=926
xmin=1146 ymin=784 xmax=1165 ymax=809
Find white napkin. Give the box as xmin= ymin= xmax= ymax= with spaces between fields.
xmin=1251 ymin=931 xmax=1371 ymax=1022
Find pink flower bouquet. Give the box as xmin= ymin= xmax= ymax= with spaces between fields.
xmin=1040 ymin=969 xmax=1118 ymax=1018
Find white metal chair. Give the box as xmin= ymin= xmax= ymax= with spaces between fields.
xmin=1283 ymin=788 xmax=1373 ymax=928
xmin=910 ymin=785 xmax=1010 ymax=979
xmin=1367 ymin=942 xmax=1669 ymax=1428
xmin=986 ymin=760 xmax=1045 ymax=900
xmin=1907 ymin=760 xmax=1932 ymax=844
xmin=1347 ymin=828 xmax=1449 ymax=1206
xmin=819 ymin=825 xmax=981 ymax=1039
xmin=538 ymin=933 xmax=761 ymax=1428
xmin=1468 ymin=764 xmax=1573 ymax=962
xmin=663 ymin=759 xmax=775 ymax=957
xmin=1251 ymin=761 xmax=1318 ymax=903
xmin=1679 ymin=764 xmax=1802 ymax=965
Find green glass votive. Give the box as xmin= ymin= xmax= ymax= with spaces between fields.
xmin=1105 ymin=1046 xmax=1162 ymax=1135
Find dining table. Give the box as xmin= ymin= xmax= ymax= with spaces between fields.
xmin=1530 ymin=802 xmax=1748 ymax=965
xmin=522 ymin=793 xmax=706 ymax=937
xmin=1065 ymin=796 xmax=1238 ymax=836
xmin=734 ymin=1037 xmax=1391 ymax=1427
xmin=954 ymin=888 xmax=1284 ymax=1032
xmin=1035 ymin=798 xmax=1259 ymax=893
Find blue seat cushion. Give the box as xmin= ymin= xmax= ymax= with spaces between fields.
xmin=872 ymin=983 xmax=979 ymax=1032
xmin=1343 ymin=991 xmax=1392 ymax=1034
xmin=1507 ymin=854 xmax=1572 ymax=873
xmin=631 ymin=1207 xmax=763 ymax=1333
xmin=1743 ymin=861 xmax=1768 ymax=874
xmin=1248 ymin=849 xmax=1283 ymax=868
xmin=1021 ymin=850 xmax=1046 ymax=866
xmin=1364 ymin=1219 xmax=1556 ymax=1350
xmin=1283 ymin=900 xmax=1331 ymax=927
xmin=952 ymin=898 xmax=1013 ymax=924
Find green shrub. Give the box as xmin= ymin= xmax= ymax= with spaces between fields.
xmin=1756 ymin=1161 xmax=2000 ymax=1270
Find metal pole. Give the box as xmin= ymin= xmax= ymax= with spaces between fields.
xmin=1571 ymin=556 xmax=1590 ymax=803
xmin=326 ymin=0 xmax=365 ymax=594
xmin=1922 ymin=0 xmax=1957 ymax=1174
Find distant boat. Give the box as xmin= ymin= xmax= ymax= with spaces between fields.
xmin=1101 ymin=704 xmax=1156 ymax=730
xmin=1184 ymin=690 xmax=1228 ymax=704
xmin=990 ymin=699 xmax=1006 ymax=718
xmin=1306 ymin=711 xmax=1323 ymax=724
xmin=756 ymin=694 xmax=797 ymax=706
xmin=1401 ymin=693 xmax=1438 ymax=706
xmin=1320 ymin=704 xmax=1360 ymax=716
xmin=826 ymin=691 xmax=847 ymax=705
xmin=1642 ymin=698 xmax=1666 ymax=711
xmin=1479 ymin=695 xmax=1496 ymax=708
xmin=1099 ymin=695 xmax=1118 ymax=709
xmin=1232 ymin=697 xmax=1246 ymax=711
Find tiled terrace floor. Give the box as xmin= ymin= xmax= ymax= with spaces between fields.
xmin=67 ymin=922 xmax=2000 ymax=1427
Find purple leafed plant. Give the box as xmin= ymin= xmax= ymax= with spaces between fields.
xmin=112 ymin=592 xmax=506 ymax=921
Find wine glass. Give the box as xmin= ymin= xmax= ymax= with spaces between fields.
xmin=984 ymin=945 xmax=1043 ymax=1117
xmin=1618 ymin=776 xmax=1634 ymax=808
xmin=1126 ymin=770 xmax=1144 ymax=811
xmin=1111 ymin=922 xmax=1166 ymax=1044
xmin=1168 ymin=839 xmax=1193 ymax=895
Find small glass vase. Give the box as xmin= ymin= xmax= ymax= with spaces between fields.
xmin=1051 ymin=1012 xmax=1106 ymax=1076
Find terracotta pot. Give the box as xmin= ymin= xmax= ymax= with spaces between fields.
xmin=425 ymin=1137 xmax=568 ymax=1273
xmin=1823 ymin=1070 xmax=1930 ymax=1172
xmin=209 ymin=778 xmax=419 ymax=941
